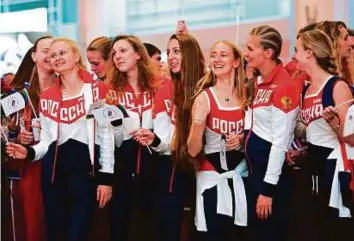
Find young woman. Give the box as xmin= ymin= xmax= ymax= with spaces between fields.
xmin=131 ymin=33 xmax=205 ymax=241
xmin=86 ymin=36 xmax=112 ymax=81
xmin=7 ymin=38 xmax=114 ymax=241
xmin=243 ymin=25 xmax=300 ymax=241
xmin=294 ymin=29 xmax=354 ymax=241
xmin=317 ymin=21 xmax=352 ymax=83
xmin=187 ymin=40 xmax=248 ymax=241
xmin=143 ymin=42 xmax=163 ymax=70
xmin=347 ymin=28 xmax=354 ymax=86
xmin=105 ymin=35 xmax=159 ymax=241
xmin=2 ymin=36 xmax=55 ymax=241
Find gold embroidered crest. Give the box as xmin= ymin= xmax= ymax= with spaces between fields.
xmin=281 ymin=96 xmax=292 ymax=109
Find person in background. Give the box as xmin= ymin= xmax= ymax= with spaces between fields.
xmin=347 ymin=28 xmax=354 ymax=86
xmin=86 ymin=36 xmax=113 ymax=241
xmin=144 ymin=43 xmax=163 ymax=69
xmin=3 ymin=36 xmax=55 ymax=241
xmin=316 ymin=21 xmax=352 ymax=84
xmin=87 ymin=36 xmax=112 ymax=81
xmin=1 ymin=72 xmax=14 ymax=86
xmin=6 ymin=37 xmax=114 ymax=241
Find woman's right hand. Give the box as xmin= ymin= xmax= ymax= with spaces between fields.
xmin=130 ymin=128 xmax=155 ymax=146
xmin=176 ymin=20 xmax=189 ymax=34
xmin=6 ymin=143 xmax=28 ymax=159
xmin=18 ymin=130 xmax=34 ymax=145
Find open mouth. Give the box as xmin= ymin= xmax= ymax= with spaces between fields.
xmin=54 ymin=62 xmax=65 ymax=68
xmin=213 ymin=64 xmax=225 ymax=70
xmin=169 ymin=62 xmax=178 ymax=68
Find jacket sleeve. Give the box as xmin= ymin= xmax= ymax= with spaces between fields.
xmin=28 ymin=112 xmax=52 ymax=161
xmin=262 ymin=83 xmax=300 ymax=197
xmin=95 ymin=83 xmax=115 ymax=185
xmin=95 ymin=122 xmax=115 ymax=185
xmin=150 ymin=86 xmax=172 ymax=154
xmin=111 ymin=123 xmax=124 ymax=148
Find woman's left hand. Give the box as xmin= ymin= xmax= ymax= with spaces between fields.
xmin=97 ymin=185 xmax=112 ymax=208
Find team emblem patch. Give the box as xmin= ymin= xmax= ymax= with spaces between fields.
xmin=280 ymin=96 xmax=292 ymax=109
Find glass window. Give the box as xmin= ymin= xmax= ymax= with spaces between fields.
xmin=126 ymin=0 xmax=288 ymax=34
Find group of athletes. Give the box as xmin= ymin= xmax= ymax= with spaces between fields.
xmin=1 ymin=19 xmax=354 ymax=241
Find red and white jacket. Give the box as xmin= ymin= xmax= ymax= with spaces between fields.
xmin=245 ymin=64 xmax=300 ymax=196
xmin=150 ymin=78 xmax=175 ymax=155
xmin=27 ymin=69 xmax=114 ymax=185
xmin=106 ymin=83 xmax=154 ymax=148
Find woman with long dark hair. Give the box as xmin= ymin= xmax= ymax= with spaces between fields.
xmin=131 ymin=32 xmax=205 ymax=241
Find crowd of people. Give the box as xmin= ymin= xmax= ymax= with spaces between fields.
xmin=1 ymin=19 xmax=354 ymax=241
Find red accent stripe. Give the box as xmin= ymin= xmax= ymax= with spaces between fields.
xmin=244 ymin=108 xmax=254 ymax=175
xmin=51 ymin=121 xmax=60 ymax=184
xmin=295 ymin=139 xmax=303 ymax=149
xmin=197 ymin=160 xmax=216 ymax=172
xmin=92 ymin=119 xmax=96 ymax=177
xmin=340 ymin=141 xmax=354 ymax=196
xmin=136 ymin=104 xmax=143 ymax=175
xmin=136 ymin=145 xmax=142 ymax=174
xmin=340 ymin=142 xmax=351 ymax=172
xmin=169 ymin=165 xmax=176 ymax=193
xmin=92 ymin=87 xmax=96 ymax=177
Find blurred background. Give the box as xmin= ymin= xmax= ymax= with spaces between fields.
xmin=0 ymin=0 xmax=353 ymax=77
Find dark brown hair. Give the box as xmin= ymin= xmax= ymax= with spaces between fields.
xmin=169 ymin=34 xmax=206 ymax=168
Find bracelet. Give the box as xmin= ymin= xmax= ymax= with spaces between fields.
xmin=329 ymin=117 xmax=341 ymax=132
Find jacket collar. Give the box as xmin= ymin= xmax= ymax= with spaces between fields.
xmin=258 ymin=63 xmax=283 ymax=85
xmin=51 ymin=69 xmax=94 ymax=100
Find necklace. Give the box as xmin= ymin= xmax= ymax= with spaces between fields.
xmin=225 ymin=97 xmax=230 ymax=102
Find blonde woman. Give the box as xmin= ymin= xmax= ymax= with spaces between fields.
xmin=86 ymin=36 xmax=112 ymax=81
xmin=295 ymin=29 xmax=354 ymax=241
xmin=243 ymin=25 xmax=300 ymax=241
xmin=187 ymin=40 xmax=247 ymax=241
xmin=7 ymin=38 xmax=114 ymax=241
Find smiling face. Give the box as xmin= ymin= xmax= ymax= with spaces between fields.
xmin=337 ymin=26 xmax=351 ymax=59
xmin=111 ymin=39 xmax=140 ymax=73
xmin=293 ymin=37 xmax=311 ymax=72
xmin=210 ymin=42 xmax=239 ymax=78
xmin=243 ymin=35 xmax=268 ymax=69
xmin=32 ymin=38 xmax=54 ymax=73
xmin=167 ymin=38 xmax=182 ymax=74
xmin=50 ymin=41 xmax=79 ymax=74
xmin=87 ymin=50 xmax=107 ymax=78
